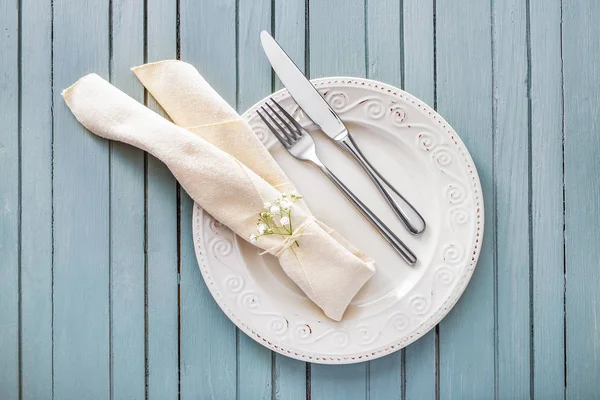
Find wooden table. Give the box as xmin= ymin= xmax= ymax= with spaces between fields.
xmin=2 ymin=0 xmax=598 ymax=398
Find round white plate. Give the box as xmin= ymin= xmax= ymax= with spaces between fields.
xmin=193 ymin=77 xmax=483 ymax=364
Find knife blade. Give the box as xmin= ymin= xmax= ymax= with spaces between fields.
xmin=260 ymin=30 xmax=349 ymax=141
xmin=260 ymin=30 xmax=426 ymax=235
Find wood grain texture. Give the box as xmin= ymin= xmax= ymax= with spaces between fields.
xmin=52 ymin=0 xmax=110 ymax=397
xmin=436 ymin=1 xmax=496 ymax=399
xmin=402 ymin=0 xmax=437 ymax=398
xmin=273 ymin=1 xmax=308 ymax=398
xmin=237 ymin=2 xmax=274 ymax=399
xmin=19 ymin=0 xmax=53 ymax=398
xmin=0 ymin=1 xmax=20 ymax=397
xmin=309 ymin=0 xmax=366 ymax=78
xmin=530 ymin=0 xmax=565 ymax=397
xmin=179 ymin=1 xmax=238 ymax=398
xmin=493 ymin=0 xmax=531 ymax=397
xmin=109 ymin=0 xmax=146 ymax=398
xmin=7 ymin=1 xmax=600 ymax=398
xmin=309 ymin=1 xmax=367 ymax=397
xmin=145 ymin=0 xmax=179 ymax=398
xmin=563 ymin=0 xmax=600 ymax=397
xmin=365 ymin=1 xmax=404 ymax=398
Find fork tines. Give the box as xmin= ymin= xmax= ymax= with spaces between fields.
xmin=256 ymin=98 xmax=305 ymax=148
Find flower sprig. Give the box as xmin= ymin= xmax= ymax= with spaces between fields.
xmin=249 ymin=192 xmax=303 ymax=244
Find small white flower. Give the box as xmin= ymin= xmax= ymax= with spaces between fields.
xmin=257 ymin=223 xmax=267 ymax=234
xmin=279 ymin=216 xmax=290 ymax=226
xmin=249 ymin=234 xmax=257 ymax=244
xmin=263 ymin=202 xmax=272 ymax=210
xmin=270 ymin=205 xmax=281 ymax=215
xmin=280 ymin=199 xmax=293 ymax=210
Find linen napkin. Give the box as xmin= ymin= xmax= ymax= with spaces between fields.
xmin=62 ymin=71 xmax=375 ymax=321
xmin=131 ymin=60 xmax=371 ymax=275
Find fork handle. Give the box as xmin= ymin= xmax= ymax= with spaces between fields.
xmin=316 ymin=163 xmax=417 ymax=265
xmin=337 ymin=133 xmax=426 ymax=235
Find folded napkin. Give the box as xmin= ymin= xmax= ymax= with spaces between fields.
xmin=62 ymin=65 xmax=375 ymax=321
xmin=131 ymin=60 xmax=373 ymax=282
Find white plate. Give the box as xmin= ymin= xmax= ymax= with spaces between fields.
xmin=193 ymin=77 xmax=483 ymax=364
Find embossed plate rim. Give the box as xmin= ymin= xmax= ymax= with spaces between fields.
xmin=192 ymin=76 xmax=484 ymax=364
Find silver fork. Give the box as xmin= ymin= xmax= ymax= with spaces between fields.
xmin=257 ymin=99 xmax=417 ymax=265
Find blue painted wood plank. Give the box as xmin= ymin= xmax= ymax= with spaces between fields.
xmin=367 ymin=0 xmax=402 ymax=87
xmin=146 ymin=0 xmax=179 ymax=398
xmin=365 ymin=1 xmax=404 ymax=398
xmin=493 ymin=0 xmax=531 ymax=397
xmin=272 ymin=1 xmax=308 ymax=398
xmin=309 ymin=0 xmax=366 ymax=78
xmin=237 ymin=1 xmax=274 ymax=399
xmin=179 ymin=1 xmax=238 ymax=398
xmin=403 ymin=0 xmax=434 ymax=105
xmin=563 ymin=1 xmax=600 ymax=397
xmin=529 ymin=1 xmax=565 ymax=398
xmin=273 ymin=355 xmax=306 ymax=400
xmin=312 ymin=363 xmax=367 ymax=400
xmin=309 ymin=1 xmax=367 ymax=397
xmin=19 ymin=0 xmax=53 ymax=397
xmin=109 ymin=0 xmax=146 ymax=398
xmin=402 ymin=1 xmax=437 ymax=398
xmin=436 ymin=1 xmax=496 ymax=399
xmin=0 ymin=1 xmax=20 ymax=398
xmin=53 ymin=0 xmax=111 ymax=397
xmin=368 ymin=353 xmax=402 ymax=400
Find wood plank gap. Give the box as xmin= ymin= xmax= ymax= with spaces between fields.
xmin=490 ymin=0 xmax=499 ymax=397
xmin=236 ymin=326 xmax=240 ymax=400
xmin=108 ymin=145 xmax=113 ymax=400
xmin=364 ymin=0 xmax=369 ymax=77
xmin=235 ymin=0 xmax=240 ymax=110
xmin=271 ymin=351 xmax=276 ymax=400
xmin=432 ymin=3 xmax=440 ymax=400
xmin=175 ymin=0 xmax=180 ymax=59
xmin=304 ymin=3 xmax=310 ymax=399
xmin=175 ymin=4 xmax=182 ymax=399
xmin=107 ymin=1 xmax=114 ymax=398
xmin=304 ymin=0 xmax=310 ymax=78
xmin=525 ymin=0 xmax=535 ymax=398
xmin=176 ymin=184 xmax=182 ymax=400
xmin=365 ymin=361 xmax=370 ymax=400
xmin=559 ymin=0 xmax=567 ymax=393
xmin=401 ymin=348 xmax=406 ymax=400
xmin=144 ymin=152 xmax=149 ymax=400
xmin=270 ymin=0 xmax=275 ymax=92
xmin=432 ymin=0 xmax=437 ymax=110
xmin=399 ymin=0 xmax=405 ymax=88
xmin=50 ymin=0 xmax=55 ymax=397
xmin=108 ymin=0 xmax=113 ymax=79
xmin=435 ymin=326 xmax=440 ymax=400
xmin=306 ymin=364 xmax=311 ymax=400
xmin=17 ymin=0 xmax=23 ymax=396
xmin=143 ymin=2 xmax=149 ymax=399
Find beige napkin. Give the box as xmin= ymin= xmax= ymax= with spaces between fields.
xmin=62 ymin=69 xmax=375 ymax=321
xmin=131 ymin=60 xmax=373 ymax=277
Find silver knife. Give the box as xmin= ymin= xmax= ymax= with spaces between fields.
xmin=260 ymin=31 xmax=426 ymax=235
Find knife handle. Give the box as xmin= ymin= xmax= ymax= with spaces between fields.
xmin=338 ymin=133 xmax=426 ymax=235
